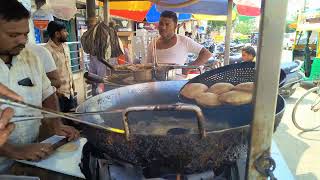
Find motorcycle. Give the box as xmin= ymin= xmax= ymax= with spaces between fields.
xmin=279 ymin=60 xmax=305 ymax=98
xmin=202 ymin=39 xmax=216 ymax=53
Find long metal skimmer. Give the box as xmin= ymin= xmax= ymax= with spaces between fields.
xmin=0 ymin=97 xmax=125 ymax=133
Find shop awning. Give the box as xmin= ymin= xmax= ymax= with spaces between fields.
xmin=192 ymin=10 xmax=236 ymax=21
xmin=109 ymin=1 xmax=152 ymax=22
xmin=154 ymin=0 xmax=259 ymax=22
xmin=146 ymin=4 xmax=192 ymax=23
xmin=108 ymin=0 xmax=261 ymax=22
xmin=157 ymin=0 xmax=228 ymax=15
xmin=156 ymin=0 xmax=261 ymax=17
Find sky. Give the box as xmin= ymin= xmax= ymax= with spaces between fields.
xmin=287 ymin=0 xmax=305 ymax=20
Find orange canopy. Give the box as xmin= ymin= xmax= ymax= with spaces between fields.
xmin=107 ymin=1 xmax=152 ymax=22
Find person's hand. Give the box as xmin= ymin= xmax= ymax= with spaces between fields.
xmin=212 ymin=60 xmax=222 ymax=69
xmin=5 ymin=143 xmax=54 ymax=161
xmin=0 ymin=83 xmax=22 ymax=102
xmin=53 ymin=124 xmax=80 ymax=141
xmin=0 ymin=108 xmax=15 ymax=146
xmin=0 ymin=83 xmax=22 ymax=146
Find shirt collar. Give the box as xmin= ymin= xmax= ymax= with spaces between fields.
xmin=0 ymin=57 xmax=5 ymax=67
xmin=0 ymin=53 xmax=21 ymax=67
xmin=47 ymin=39 xmax=65 ymax=52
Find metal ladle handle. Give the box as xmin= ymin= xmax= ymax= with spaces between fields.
xmin=122 ymin=103 xmax=207 ymax=141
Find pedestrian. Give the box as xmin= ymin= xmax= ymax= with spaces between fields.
xmin=45 ymin=21 xmax=77 ymax=112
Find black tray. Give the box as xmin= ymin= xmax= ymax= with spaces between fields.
xmin=179 ymin=62 xmax=286 ymax=101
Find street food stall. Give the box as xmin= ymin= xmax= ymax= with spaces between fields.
xmin=1 ymin=0 xmax=295 ymax=179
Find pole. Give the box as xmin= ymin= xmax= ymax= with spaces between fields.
xmin=224 ymin=0 xmax=232 ymax=65
xmin=86 ymin=0 xmax=96 ymax=28
xmin=103 ymin=0 xmax=110 ymax=23
xmin=246 ymin=0 xmax=288 ymax=179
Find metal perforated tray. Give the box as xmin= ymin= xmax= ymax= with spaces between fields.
xmin=179 ymin=62 xmax=286 ymax=102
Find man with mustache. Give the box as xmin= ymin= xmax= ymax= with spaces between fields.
xmin=44 ymin=21 xmax=76 ymax=113
xmin=0 ymin=0 xmax=79 ymax=172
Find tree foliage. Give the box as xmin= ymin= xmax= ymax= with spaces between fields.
xmin=207 ymin=21 xmax=226 ymax=31
xmin=234 ymin=19 xmax=256 ymax=35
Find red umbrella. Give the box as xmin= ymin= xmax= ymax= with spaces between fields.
xmin=234 ymin=0 xmax=261 ymax=16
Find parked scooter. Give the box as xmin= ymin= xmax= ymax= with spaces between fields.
xmin=279 ymin=60 xmax=305 ymax=98
xmin=202 ymin=39 xmax=215 ymax=53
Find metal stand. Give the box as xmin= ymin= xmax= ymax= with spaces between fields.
xmin=246 ymin=0 xmax=288 ymax=179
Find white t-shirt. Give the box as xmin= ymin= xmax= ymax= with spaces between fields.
xmin=145 ymin=34 xmax=203 ymax=65
xmin=27 ymin=43 xmax=57 ymax=73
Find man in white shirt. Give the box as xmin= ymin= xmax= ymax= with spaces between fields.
xmin=0 ymin=0 xmax=79 ymax=172
xmin=27 ymin=43 xmax=62 ymax=88
xmin=145 ymin=11 xmax=212 ymax=67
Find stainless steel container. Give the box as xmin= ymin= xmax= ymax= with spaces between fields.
xmin=155 ymin=68 xmax=181 ymax=81
xmin=133 ymin=69 xmax=153 ymax=82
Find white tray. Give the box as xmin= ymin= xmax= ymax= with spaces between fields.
xmin=16 ymin=136 xmax=86 ymax=179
